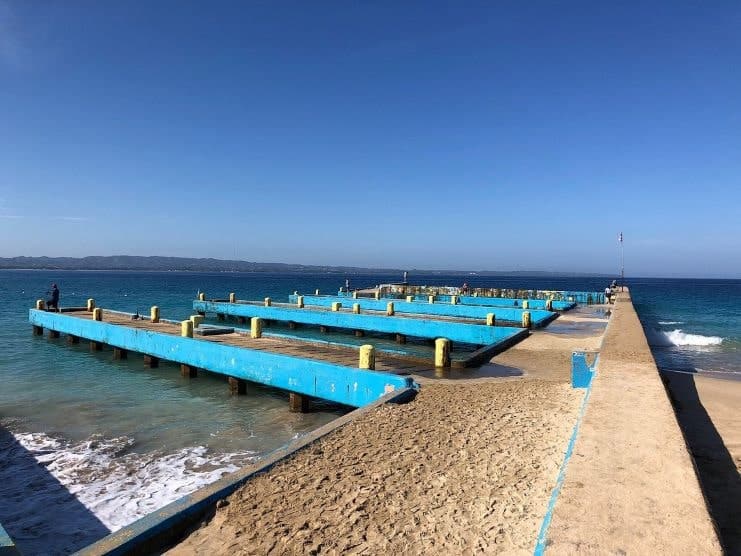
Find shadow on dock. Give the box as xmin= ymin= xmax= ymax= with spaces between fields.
xmin=0 ymin=425 xmax=110 ymax=555
xmin=661 ymin=371 xmax=741 ymax=555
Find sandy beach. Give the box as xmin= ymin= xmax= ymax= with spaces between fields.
xmin=167 ymin=312 xmax=606 ymax=554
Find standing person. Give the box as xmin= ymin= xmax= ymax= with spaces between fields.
xmin=604 ymin=286 xmax=611 ymax=304
xmin=47 ymin=283 xmax=60 ymax=311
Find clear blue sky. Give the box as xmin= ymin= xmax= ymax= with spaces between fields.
xmin=1 ymin=1 xmax=739 ymax=277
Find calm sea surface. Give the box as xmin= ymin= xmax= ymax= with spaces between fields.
xmin=0 ymin=270 xmax=737 ymax=554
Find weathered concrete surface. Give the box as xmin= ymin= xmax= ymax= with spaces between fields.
xmin=546 ymin=290 xmax=722 ymax=554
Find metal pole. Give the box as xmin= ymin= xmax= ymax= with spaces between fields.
xmin=620 ymin=232 xmax=624 ymax=291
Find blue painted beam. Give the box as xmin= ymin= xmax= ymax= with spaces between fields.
xmin=193 ymin=301 xmax=521 ymax=345
xmin=571 ymin=351 xmax=599 ymax=388
xmin=288 ymin=294 xmax=556 ymax=327
xmin=28 ymin=310 xmax=414 ymax=408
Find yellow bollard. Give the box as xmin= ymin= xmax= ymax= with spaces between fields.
xmin=386 ymin=302 xmax=395 ymax=316
xmin=264 ymin=297 xmax=271 ymax=307
xmin=359 ymin=344 xmax=375 ymax=370
xmin=36 ymin=299 xmax=45 ymax=310
xmin=451 ymin=295 xmax=458 ymax=305
xmin=93 ymin=308 xmax=102 ymax=321
xmin=435 ymin=338 xmax=451 ymax=367
xmin=486 ymin=313 xmax=495 ymax=326
xmin=353 ymin=303 xmax=360 ymax=314
xmin=522 ymin=300 xmax=529 ymax=309
xmin=150 ymin=306 xmax=160 ymax=323
xmin=190 ymin=314 xmax=204 ymax=328
xmin=87 ymin=298 xmax=95 ymax=311
xmin=352 ymin=291 xmax=358 ymax=299
xmin=229 ymin=292 xmax=236 ymax=303
xmin=428 ymin=295 xmax=435 ymax=304
xmin=331 ymin=302 xmax=342 ymax=312
xmin=181 ymin=320 xmax=193 ymax=338
xmin=198 ymin=292 xmax=205 ymax=301
xmin=405 ymin=295 xmax=413 ymax=303
xmin=315 ymin=289 xmax=320 ymax=296
xmin=374 ymin=291 xmax=380 ymax=300
xmin=522 ymin=311 xmax=531 ymax=328
xmin=297 ymin=295 xmax=304 ymax=308
xmin=545 ymin=299 xmax=553 ymax=311
xmin=251 ymin=317 xmax=263 ymax=339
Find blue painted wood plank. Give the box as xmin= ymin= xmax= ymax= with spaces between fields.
xmin=28 ymin=310 xmax=414 ymax=408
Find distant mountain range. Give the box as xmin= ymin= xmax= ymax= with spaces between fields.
xmin=0 ymin=256 xmax=609 ymax=277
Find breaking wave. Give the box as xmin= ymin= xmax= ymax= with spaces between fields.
xmin=646 ymin=328 xmax=723 ymax=347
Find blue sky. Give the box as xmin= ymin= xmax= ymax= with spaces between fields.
xmin=1 ymin=1 xmax=739 ymax=277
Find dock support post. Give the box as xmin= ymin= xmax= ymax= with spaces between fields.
xmin=36 ymin=299 xmax=45 ymax=311
xmin=228 ymin=377 xmax=246 ymax=395
xmin=405 ymin=295 xmax=413 ymax=303
xmin=352 ymin=303 xmax=360 ymax=314
xmin=190 ymin=315 xmax=203 ymax=329
xmin=264 ymin=297 xmax=271 ymax=307
xmin=386 ymin=302 xmax=395 ymax=316
xmin=144 ymin=355 xmax=159 ymax=368
xmin=435 ymin=338 xmax=451 ymax=367
xmin=331 ymin=302 xmax=341 ymax=312
xmin=297 ymin=295 xmax=304 ymax=308
xmin=396 ymin=333 xmax=406 ymax=344
xmin=251 ymin=317 xmax=263 ymax=339
xmin=320 ymin=325 xmax=329 ymax=333
xmin=87 ymin=298 xmax=95 ymax=312
xmin=67 ymin=334 xmax=80 ymax=345
xmin=486 ymin=313 xmax=496 ymax=326
xmin=113 ymin=347 xmax=127 ymax=360
xmin=93 ymin=308 xmax=102 ymax=321
xmin=182 ymin=320 xmax=194 ymax=338
xmin=288 ymin=321 xmax=297 ymax=330
xmin=229 ymin=292 xmax=236 ymax=303
xmin=428 ymin=295 xmax=435 ymax=304
xmin=151 ymin=306 xmax=160 ymax=323
xmin=522 ymin=311 xmax=531 ymax=329
xmin=90 ymin=341 xmax=102 ymax=351
xmin=181 ymin=364 xmax=197 ymax=378
xmin=289 ymin=392 xmax=309 ymax=413
xmin=355 ymin=330 xmax=364 ymax=337
xmin=237 ymin=316 xmax=246 ymax=324
xmin=32 ymin=325 xmax=43 ymax=336
xmin=48 ymin=329 xmax=60 ymax=339
xmin=359 ymin=345 xmax=376 ymax=370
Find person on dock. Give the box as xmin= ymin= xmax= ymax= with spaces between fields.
xmin=604 ymin=286 xmax=611 ymax=304
xmin=461 ymin=282 xmax=470 ymax=295
xmin=46 ymin=283 xmax=60 ymax=311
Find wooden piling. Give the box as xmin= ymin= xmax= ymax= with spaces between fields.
xmin=48 ymin=329 xmax=60 ymax=338
xmin=396 ymin=333 xmax=406 ymax=344
xmin=355 ymin=330 xmax=364 ymax=337
xmin=143 ymin=355 xmax=159 ymax=368
xmin=113 ymin=347 xmax=127 ymax=360
xmin=181 ymin=364 xmax=198 ymax=378
xmin=251 ymin=317 xmax=263 ymax=339
xmin=435 ymin=338 xmax=451 ymax=367
xmin=228 ymin=376 xmax=247 ymax=395
xmin=359 ymin=345 xmax=375 ymax=370
xmin=32 ymin=325 xmax=43 ymax=336
xmin=67 ymin=334 xmax=80 ymax=344
xmin=289 ymin=392 xmax=309 ymax=413
xmin=89 ymin=341 xmax=103 ymax=351
xmin=288 ymin=321 xmax=297 ymax=330
xmin=320 ymin=326 xmax=329 ymax=333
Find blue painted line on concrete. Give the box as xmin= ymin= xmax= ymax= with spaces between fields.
xmin=193 ymin=300 xmax=523 ymax=346
xmin=29 ymin=310 xmax=414 ymax=408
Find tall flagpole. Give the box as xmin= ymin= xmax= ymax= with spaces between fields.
xmin=619 ymin=232 xmax=624 ymax=291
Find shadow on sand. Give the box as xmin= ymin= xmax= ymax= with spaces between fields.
xmin=0 ymin=426 xmax=110 ymax=555
xmin=661 ymin=371 xmax=741 ymax=555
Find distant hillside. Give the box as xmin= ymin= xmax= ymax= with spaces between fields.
xmin=0 ymin=255 xmax=608 ymax=277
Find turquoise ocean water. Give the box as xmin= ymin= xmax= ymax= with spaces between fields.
xmin=0 ymin=270 xmax=738 ymax=554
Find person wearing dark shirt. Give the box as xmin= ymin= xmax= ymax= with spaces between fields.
xmin=47 ymin=283 xmax=60 ymax=311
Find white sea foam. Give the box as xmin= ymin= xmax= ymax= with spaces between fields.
xmin=12 ymin=431 xmax=257 ymax=532
xmin=658 ymin=321 xmax=684 ymax=325
xmin=646 ymin=328 xmax=723 ymax=347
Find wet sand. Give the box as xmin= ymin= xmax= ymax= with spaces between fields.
xmin=167 ymin=312 xmax=606 ymax=554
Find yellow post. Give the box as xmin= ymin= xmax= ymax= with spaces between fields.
xmin=150 ymin=306 xmax=160 ymax=323
xmin=359 ymin=345 xmax=375 ymax=370
xmin=435 ymin=338 xmax=451 ymax=367
xmin=297 ymin=295 xmax=304 ymax=308
xmin=93 ymin=308 xmax=102 ymax=321
xmin=331 ymin=302 xmax=342 ymax=312
xmin=315 ymin=289 xmax=320 ymax=295
xmin=522 ymin=300 xmax=529 ymax=309
xmin=181 ymin=320 xmax=193 ymax=338
xmin=352 ymin=291 xmax=358 ymax=299
xmin=451 ymin=295 xmax=458 ymax=305
xmin=405 ymin=295 xmax=413 ymax=303
xmin=198 ymin=292 xmax=205 ymax=301
xmin=386 ymin=302 xmax=394 ymax=316
xmin=190 ymin=314 xmax=204 ymax=328
xmin=486 ymin=313 xmax=495 ymax=326
xmin=545 ymin=299 xmax=553 ymax=311
xmin=229 ymin=292 xmax=236 ymax=303
xmin=264 ymin=297 xmax=271 ymax=307
xmin=87 ymin=298 xmax=95 ymax=311
xmin=522 ymin=311 xmax=531 ymax=328
xmin=36 ymin=299 xmax=45 ymax=310
xmin=251 ymin=317 xmax=263 ymax=339
xmin=353 ymin=303 xmax=360 ymax=314
xmin=428 ymin=295 xmax=435 ymax=304
xmin=374 ymin=291 xmax=380 ymax=300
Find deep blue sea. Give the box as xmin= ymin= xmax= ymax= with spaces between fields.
xmin=0 ymin=270 xmax=738 ymax=554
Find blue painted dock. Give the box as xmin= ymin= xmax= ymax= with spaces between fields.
xmin=193 ymin=300 xmax=527 ymax=345
xmin=289 ymin=294 xmax=557 ymax=327
xmin=29 ymin=309 xmax=415 ymax=408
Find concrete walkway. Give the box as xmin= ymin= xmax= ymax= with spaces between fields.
xmin=546 ymin=290 xmax=722 ymax=554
